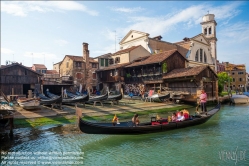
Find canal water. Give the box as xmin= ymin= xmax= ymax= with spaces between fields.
xmin=0 ymin=104 xmax=248 ymax=166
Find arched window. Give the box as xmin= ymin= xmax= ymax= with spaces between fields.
xmin=195 ymin=49 xmax=207 ymax=63
xmin=204 ymin=52 xmax=207 ymax=63
xmin=209 ymin=27 xmax=212 ymax=34
xmin=200 ymin=49 xmax=203 ymax=62
xmin=204 ymin=28 xmax=207 ymax=35
xmin=195 ymin=50 xmax=199 ymax=61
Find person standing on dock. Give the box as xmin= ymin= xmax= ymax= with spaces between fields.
xmin=199 ymin=89 xmax=207 ymax=112
xmin=63 ymin=88 xmax=68 ymax=98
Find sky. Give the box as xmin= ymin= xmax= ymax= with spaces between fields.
xmin=1 ymin=1 xmax=249 ymax=72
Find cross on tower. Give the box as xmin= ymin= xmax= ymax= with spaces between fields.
xmin=207 ymin=10 xmax=209 ymax=14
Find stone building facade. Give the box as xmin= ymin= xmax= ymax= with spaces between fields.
xmin=59 ymin=43 xmax=98 ymax=92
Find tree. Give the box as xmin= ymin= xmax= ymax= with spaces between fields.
xmin=217 ymin=72 xmax=232 ymax=94
xmin=162 ymin=62 xmax=167 ymax=73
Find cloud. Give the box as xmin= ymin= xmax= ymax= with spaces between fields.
xmin=54 ymin=39 xmax=69 ymax=46
xmin=1 ymin=48 xmax=15 ymax=54
xmin=111 ymin=7 xmax=144 ymax=13
xmin=1 ymin=1 xmax=98 ymax=17
xmin=117 ymin=3 xmax=242 ymax=37
xmin=219 ymin=22 xmax=249 ymax=43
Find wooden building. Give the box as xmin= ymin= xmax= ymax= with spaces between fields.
xmin=96 ymin=45 xmax=150 ymax=92
xmin=0 ymin=63 xmax=42 ymax=96
xmin=124 ymin=49 xmax=187 ymax=95
xmin=163 ymin=65 xmax=218 ymax=102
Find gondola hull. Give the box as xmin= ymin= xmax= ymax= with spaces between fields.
xmin=88 ymin=93 xmax=108 ymax=102
xmin=79 ymin=104 xmax=220 ymax=134
xmin=40 ymin=96 xmax=63 ymax=105
xmin=62 ymin=94 xmax=89 ymax=104
xmin=107 ymin=93 xmax=122 ymax=101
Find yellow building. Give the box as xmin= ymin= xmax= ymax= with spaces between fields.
xmin=224 ymin=62 xmax=247 ymax=91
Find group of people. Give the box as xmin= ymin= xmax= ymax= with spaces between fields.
xmin=111 ymin=89 xmax=208 ymax=126
xmin=171 ymin=112 xmax=185 ymax=122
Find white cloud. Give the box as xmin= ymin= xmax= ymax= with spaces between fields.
xmin=54 ymin=39 xmax=69 ymax=46
xmin=117 ymin=3 xmax=242 ymax=37
xmin=1 ymin=48 xmax=14 ymax=54
xmin=111 ymin=7 xmax=144 ymax=13
xmin=1 ymin=2 xmax=27 ymax=17
xmin=1 ymin=1 xmax=98 ymax=17
xmin=219 ymin=22 xmax=249 ymax=43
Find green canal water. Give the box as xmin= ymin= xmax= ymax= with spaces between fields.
xmin=0 ymin=104 xmax=248 ymax=166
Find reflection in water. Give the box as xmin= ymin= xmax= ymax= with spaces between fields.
xmin=1 ymin=104 xmax=249 ymax=165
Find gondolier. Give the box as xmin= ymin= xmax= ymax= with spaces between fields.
xmin=199 ymin=89 xmax=207 ymax=112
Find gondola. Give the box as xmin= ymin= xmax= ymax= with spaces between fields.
xmin=46 ymin=91 xmax=89 ymax=104
xmin=36 ymin=93 xmax=62 ymax=105
xmin=151 ymin=93 xmax=170 ymax=102
xmin=78 ymin=104 xmax=221 ymax=134
xmin=87 ymin=93 xmax=108 ymax=102
xmin=107 ymin=93 xmax=122 ymax=101
xmin=62 ymin=94 xmax=89 ymax=104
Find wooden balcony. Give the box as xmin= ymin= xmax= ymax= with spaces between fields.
xmin=99 ymin=76 xmax=124 ymax=82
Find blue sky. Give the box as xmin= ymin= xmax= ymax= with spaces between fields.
xmin=1 ymin=1 xmax=249 ymax=72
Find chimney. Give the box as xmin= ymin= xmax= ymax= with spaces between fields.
xmin=83 ymin=42 xmax=89 ymax=62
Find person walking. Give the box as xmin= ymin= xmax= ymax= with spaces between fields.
xmin=199 ymin=89 xmax=207 ymax=112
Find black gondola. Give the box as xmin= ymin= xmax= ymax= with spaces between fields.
xmin=46 ymin=91 xmax=89 ymax=104
xmin=88 ymin=93 xmax=108 ymax=102
xmin=62 ymin=94 xmax=89 ymax=104
xmin=107 ymin=93 xmax=122 ymax=101
xmin=78 ymin=104 xmax=221 ymax=134
xmin=36 ymin=93 xmax=62 ymax=105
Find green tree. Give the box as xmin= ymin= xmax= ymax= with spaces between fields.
xmin=162 ymin=62 xmax=167 ymax=73
xmin=217 ymin=72 xmax=232 ymax=94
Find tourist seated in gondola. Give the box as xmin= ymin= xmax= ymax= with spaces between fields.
xmin=132 ymin=114 xmax=140 ymax=126
xmin=171 ymin=112 xmax=177 ymax=122
xmin=177 ymin=112 xmax=185 ymax=121
xmin=112 ymin=114 xmax=119 ymax=126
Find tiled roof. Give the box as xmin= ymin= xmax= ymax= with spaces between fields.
xmin=89 ymin=58 xmax=98 ymax=63
xmin=54 ymin=61 xmax=62 ymax=65
xmin=113 ymin=46 xmax=140 ymax=56
xmin=66 ymin=55 xmax=98 ymax=63
xmin=97 ymin=62 xmax=131 ymax=71
xmin=94 ymin=53 xmax=112 ymax=59
xmin=125 ymin=49 xmax=179 ymax=68
xmin=0 ymin=63 xmax=43 ymax=75
xmin=46 ymin=70 xmax=58 ymax=74
xmin=163 ymin=65 xmax=215 ymax=79
xmin=33 ymin=64 xmax=47 ymax=69
xmin=66 ymin=55 xmax=83 ymax=62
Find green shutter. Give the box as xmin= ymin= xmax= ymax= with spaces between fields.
xmin=105 ymin=59 xmax=108 ymax=67
xmin=100 ymin=58 xmax=104 ymax=66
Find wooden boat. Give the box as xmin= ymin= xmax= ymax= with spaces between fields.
xmin=107 ymin=93 xmax=122 ymax=101
xmin=46 ymin=91 xmax=88 ymax=104
xmin=78 ymin=104 xmax=221 ymax=134
xmin=88 ymin=93 xmax=108 ymax=102
xmin=150 ymin=93 xmax=170 ymax=102
xmin=62 ymin=94 xmax=89 ymax=104
xmin=230 ymin=95 xmax=249 ymax=104
xmin=36 ymin=93 xmax=62 ymax=105
xmin=0 ymin=97 xmax=15 ymax=132
xmin=17 ymin=98 xmax=40 ymax=109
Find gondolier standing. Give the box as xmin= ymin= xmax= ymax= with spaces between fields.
xmin=199 ymin=89 xmax=207 ymax=112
